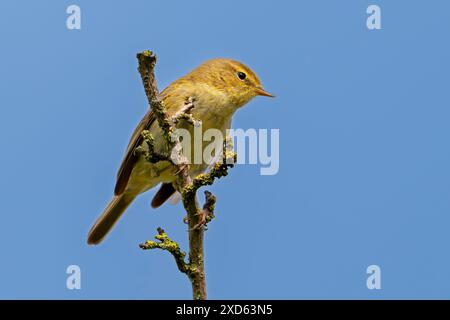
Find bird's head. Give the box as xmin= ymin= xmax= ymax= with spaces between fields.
xmin=186 ymin=58 xmax=274 ymax=110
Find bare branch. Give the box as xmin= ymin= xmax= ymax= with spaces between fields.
xmin=172 ymin=97 xmax=202 ymax=127
xmin=136 ymin=50 xmax=236 ymax=300
xmin=139 ymin=227 xmax=188 ymax=274
xmin=182 ymin=150 xmax=237 ymax=201
xmin=136 ymin=50 xmax=173 ymax=147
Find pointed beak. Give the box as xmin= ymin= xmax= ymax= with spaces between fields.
xmin=254 ymin=86 xmax=275 ymax=98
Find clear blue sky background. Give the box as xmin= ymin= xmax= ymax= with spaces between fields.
xmin=1 ymin=0 xmax=449 ymax=299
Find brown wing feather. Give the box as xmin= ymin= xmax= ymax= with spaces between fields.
xmin=114 ymin=109 xmax=155 ymax=195
xmin=151 ymin=183 xmax=176 ymax=208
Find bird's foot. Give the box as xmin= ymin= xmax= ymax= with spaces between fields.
xmin=190 ymin=209 xmax=215 ymax=231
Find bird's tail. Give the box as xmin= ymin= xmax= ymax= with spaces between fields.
xmin=87 ymin=193 xmax=135 ymax=245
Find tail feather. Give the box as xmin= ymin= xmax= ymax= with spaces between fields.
xmin=87 ymin=194 xmax=135 ymax=245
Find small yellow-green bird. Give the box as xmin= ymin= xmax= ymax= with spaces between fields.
xmin=87 ymin=58 xmax=273 ymax=245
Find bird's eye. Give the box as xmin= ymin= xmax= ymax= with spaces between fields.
xmin=237 ymin=71 xmax=247 ymax=80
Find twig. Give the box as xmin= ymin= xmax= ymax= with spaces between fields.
xmin=136 ymin=50 xmax=173 ymax=148
xmin=139 ymin=227 xmax=188 ymax=274
xmin=202 ymin=191 xmax=217 ymax=224
xmin=172 ymin=97 xmax=202 ymax=127
xmin=183 ymin=147 xmax=237 ymax=201
xmin=134 ymin=130 xmax=169 ymax=163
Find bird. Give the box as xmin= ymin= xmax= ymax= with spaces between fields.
xmin=87 ymin=58 xmax=273 ymax=245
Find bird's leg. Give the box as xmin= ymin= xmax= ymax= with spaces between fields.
xmin=189 ymin=191 xmax=216 ymax=230
xmin=184 ymin=211 xmax=209 ymax=230
xmin=190 ymin=210 xmax=207 ymax=231
xmin=175 ymin=163 xmax=189 ymax=175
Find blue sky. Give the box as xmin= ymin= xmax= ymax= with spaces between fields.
xmin=1 ymin=0 xmax=450 ymax=299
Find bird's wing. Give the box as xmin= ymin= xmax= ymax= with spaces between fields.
xmin=114 ymin=80 xmax=192 ymax=196
xmin=114 ymin=109 xmax=155 ymax=195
